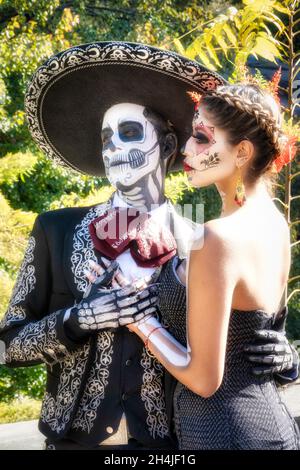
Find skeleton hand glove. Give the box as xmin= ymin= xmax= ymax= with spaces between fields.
xmin=244 ymin=330 xmax=295 ymax=376
xmin=244 ymin=307 xmax=299 ymax=378
xmin=64 ymin=281 xmax=159 ymax=341
xmin=83 ymin=259 xmax=120 ymax=295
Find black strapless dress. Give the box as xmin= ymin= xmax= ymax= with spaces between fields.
xmin=158 ymin=256 xmax=300 ymax=450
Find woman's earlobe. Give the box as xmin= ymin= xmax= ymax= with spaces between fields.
xmin=236 ymin=150 xmax=249 ymax=168
xmin=236 ymin=140 xmax=253 ymax=168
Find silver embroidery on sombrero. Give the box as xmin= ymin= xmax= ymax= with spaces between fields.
xmin=140 ymin=347 xmax=169 ymax=439
xmin=25 ymin=42 xmax=224 ymax=172
xmin=40 ymin=342 xmax=90 ymax=433
xmin=0 ymin=236 xmax=36 ymax=329
xmin=71 ymin=332 xmax=114 ymax=433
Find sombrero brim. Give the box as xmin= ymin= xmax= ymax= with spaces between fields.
xmin=25 ymin=41 xmax=227 ymax=176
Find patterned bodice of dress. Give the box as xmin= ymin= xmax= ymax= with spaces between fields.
xmin=158 ymin=255 xmax=300 ymax=450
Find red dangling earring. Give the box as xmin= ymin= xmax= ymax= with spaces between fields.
xmin=234 ymin=167 xmax=246 ymax=207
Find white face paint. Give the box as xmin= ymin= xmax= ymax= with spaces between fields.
xmin=101 ymin=103 xmax=161 ymax=187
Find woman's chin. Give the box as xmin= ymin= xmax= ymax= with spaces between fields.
xmin=187 ymin=172 xmax=214 ymax=188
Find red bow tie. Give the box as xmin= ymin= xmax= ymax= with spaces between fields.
xmin=89 ymin=206 xmax=177 ymax=268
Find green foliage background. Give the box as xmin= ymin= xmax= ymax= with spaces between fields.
xmin=0 ymin=0 xmax=299 ymax=416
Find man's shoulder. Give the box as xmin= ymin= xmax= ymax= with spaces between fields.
xmin=37 ymin=202 xmax=108 ymax=233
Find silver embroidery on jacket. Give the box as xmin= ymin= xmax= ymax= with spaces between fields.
xmin=70 ymin=201 xmax=169 ymax=437
xmin=5 ymin=312 xmax=68 ymax=366
xmin=140 ymin=348 xmax=169 ymax=439
xmin=71 ymin=201 xmax=112 ymax=294
xmin=0 ymin=306 xmax=26 ymax=330
xmin=71 ymin=332 xmax=114 ymax=433
xmin=33 ymin=204 xmax=113 ymax=435
xmin=41 ymin=342 xmax=90 ymax=433
xmin=69 ymin=202 xmax=115 ymax=432
xmin=39 ymin=202 xmax=168 ymax=437
xmin=0 ymin=236 xmax=36 ymax=329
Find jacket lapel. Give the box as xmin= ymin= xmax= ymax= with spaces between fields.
xmin=63 ymin=199 xmax=113 ymax=300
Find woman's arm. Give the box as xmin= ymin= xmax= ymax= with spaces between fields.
xmin=129 ymin=224 xmax=238 ymax=398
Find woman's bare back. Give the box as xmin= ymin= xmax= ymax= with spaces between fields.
xmin=177 ymin=198 xmax=290 ymax=315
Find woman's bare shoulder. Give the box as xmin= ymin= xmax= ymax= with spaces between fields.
xmin=190 ymin=219 xmax=236 ymax=266
xmin=188 ymin=220 xmax=238 ymax=292
xmin=204 ymin=218 xmax=235 ymax=250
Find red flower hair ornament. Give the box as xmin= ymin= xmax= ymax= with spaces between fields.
xmin=273 ymin=135 xmax=298 ymax=173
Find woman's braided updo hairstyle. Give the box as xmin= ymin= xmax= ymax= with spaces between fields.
xmin=199 ymin=84 xmax=284 ymax=181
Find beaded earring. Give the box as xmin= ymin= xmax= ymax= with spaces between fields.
xmin=234 ymin=167 xmax=246 ymax=207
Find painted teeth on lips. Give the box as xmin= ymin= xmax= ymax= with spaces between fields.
xmin=109 ymin=158 xmax=130 ymax=167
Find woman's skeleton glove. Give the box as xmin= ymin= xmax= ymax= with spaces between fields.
xmin=243 ymin=306 xmax=299 ymax=380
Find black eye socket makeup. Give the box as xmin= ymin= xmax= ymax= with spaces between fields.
xmin=193 ymin=121 xmax=215 ymax=144
xmin=193 ymin=132 xmax=210 ymax=144
xmin=119 ymin=121 xmax=144 ymax=142
xmin=101 ymin=127 xmax=113 ymax=149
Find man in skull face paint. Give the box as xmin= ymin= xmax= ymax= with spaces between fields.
xmin=101 ymin=103 xmax=177 ymax=210
xmin=1 ymin=42 xmax=298 ymax=450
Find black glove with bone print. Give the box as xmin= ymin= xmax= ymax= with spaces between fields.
xmin=64 ymin=260 xmax=158 ymax=340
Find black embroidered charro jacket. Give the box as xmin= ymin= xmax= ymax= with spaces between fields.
xmin=0 ymin=195 xmax=194 ymax=448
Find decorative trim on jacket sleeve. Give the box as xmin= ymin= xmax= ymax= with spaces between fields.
xmin=4 ymin=309 xmax=80 ymax=368
xmin=0 ymin=214 xmax=88 ymax=368
xmin=0 ymin=236 xmax=36 ymax=330
xmin=140 ymin=347 xmax=169 ymax=439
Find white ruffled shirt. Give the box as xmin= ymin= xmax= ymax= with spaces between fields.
xmin=112 ymin=192 xmax=170 ymax=281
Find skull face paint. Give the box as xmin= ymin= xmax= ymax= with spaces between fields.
xmin=182 ymin=108 xmax=237 ymax=188
xmin=101 ymin=103 xmax=161 ymax=188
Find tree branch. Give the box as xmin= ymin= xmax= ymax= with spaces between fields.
xmin=272 ymin=197 xmax=288 ymax=209
xmin=290 ymin=171 xmax=300 ymax=181
xmin=288 ymin=275 xmax=300 ymax=284
xmin=287 ymin=289 xmax=300 ymax=303
xmin=290 ymin=220 xmax=300 ymax=229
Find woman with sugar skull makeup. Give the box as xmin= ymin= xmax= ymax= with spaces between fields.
xmin=0 ymin=42 xmax=298 ymax=450
xmin=128 ymin=84 xmax=300 ymax=450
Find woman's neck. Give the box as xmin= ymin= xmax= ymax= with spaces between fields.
xmin=216 ymin=178 xmax=271 ymax=217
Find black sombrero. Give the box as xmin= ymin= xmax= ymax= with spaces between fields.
xmin=25 ymin=41 xmax=227 ymax=176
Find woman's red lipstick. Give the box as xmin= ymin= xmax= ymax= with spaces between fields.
xmin=183 ymin=162 xmax=193 ymax=172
